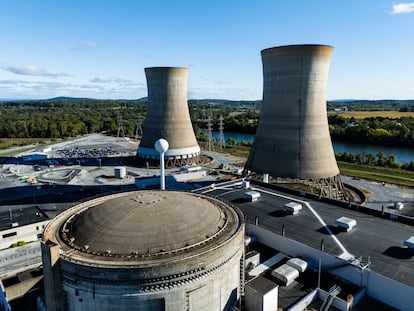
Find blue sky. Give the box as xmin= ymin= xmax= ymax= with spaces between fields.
xmin=0 ymin=0 xmax=413 ymax=100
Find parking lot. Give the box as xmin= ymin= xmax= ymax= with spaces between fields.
xmin=57 ymin=143 xmax=132 ymax=158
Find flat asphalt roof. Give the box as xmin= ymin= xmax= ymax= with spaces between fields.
xmin=194 ymin=180 xmax=414 ymax=288
xmin=0 ymin=206 xmax=48 ymax=231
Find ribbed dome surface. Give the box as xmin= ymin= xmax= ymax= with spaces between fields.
xmin=65 ymin=191 xmax=226 ymax=256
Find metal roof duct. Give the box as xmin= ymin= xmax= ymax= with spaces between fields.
xmin=245 ymin=45 xmax=339 ymax=179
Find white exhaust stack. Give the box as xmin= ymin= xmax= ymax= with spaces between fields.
xmin=155 ymin=138 xmax=169 ymax=190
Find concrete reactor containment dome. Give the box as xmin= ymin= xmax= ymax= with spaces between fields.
xmin=41 ymin=190 xmax=245 ymax=311
xmin=137 ymin=67 xmax=201 ymax=167
xmin=245 ymin=44 xmax=345 ymax=198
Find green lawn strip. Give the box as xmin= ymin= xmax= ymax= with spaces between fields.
xmin=338 ymin=162 xmax=414 ymax=187
xmin=0 ymin=137 xmax=78 ymax=156
xmin=216 ymin=146 xmax=251 ymax=158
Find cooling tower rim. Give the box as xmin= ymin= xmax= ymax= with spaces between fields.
xmin=145 ymin=66 xmax=188 ymax=72
xmin=261 ymin=44 xmax=333 ymax=54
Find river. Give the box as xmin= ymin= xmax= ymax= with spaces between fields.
xmin=206 ymin=131 xmax=414 ymax=164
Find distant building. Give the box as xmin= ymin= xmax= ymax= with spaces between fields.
xmin=0 ymin=206 xmax=49 ymax=250
xmin=21 ymin=153 xmax=48 ymax=162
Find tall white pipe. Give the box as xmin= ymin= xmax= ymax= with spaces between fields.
xmin=155 ymin=139 xmax=169 ymax=190
xmin=160 ymin=152 xmax=165 ymax=190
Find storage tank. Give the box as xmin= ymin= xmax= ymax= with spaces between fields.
xmin=245 ymin=45 xmax=345 ymax=198
xmin=137 ymin=67 xmax=201 ymax=167
xmin=41 ymin=190 xmax=244 ymax=311
xmin=114 ymin=166 xmax=126 ymax=179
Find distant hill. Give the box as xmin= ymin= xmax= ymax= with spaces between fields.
xmin=48 ymin=96 xmax=94 ymax=101
xmin=46 ymin=96 xmax=148 ymax=102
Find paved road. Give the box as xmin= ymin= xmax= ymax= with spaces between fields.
xmin=342 ymin=176 xmax=414 ymax=216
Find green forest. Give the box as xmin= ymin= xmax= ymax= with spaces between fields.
xmin=328 ymin=115 xmax=414 ymax=148
xmin=0 ymin=99 xmax=146 ymax=138
xmin=0 ymin=98 xmax=414 ymax=150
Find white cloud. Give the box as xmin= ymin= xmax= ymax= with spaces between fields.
xmin=188 ymin=87 xmax=259 ymax=100
xmin=90 ymin=76 xmax=110 ymax=83
xmin=0 ymin=79 xmax=147 ymax=99
xmin=391 ymin=2 xmax=414 ymax=14
xmin=0 ymin=64 xmax=71 ymax=78
xmin=70 ymin=41 xmax=98 ymax=51
xmin=90 ymin=76 xmax=137 ymax=85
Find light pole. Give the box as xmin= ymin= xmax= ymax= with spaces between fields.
xmin=154 ymin=139 xmax=169 ymax=190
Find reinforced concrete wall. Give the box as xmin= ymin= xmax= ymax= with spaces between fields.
xmin=42 ymin=191 xmax=245 ymax=311
xmin=137 ymin=67 xmax=200 ymax=164
xmin=245 ymin=45 xmax=339 ymax=179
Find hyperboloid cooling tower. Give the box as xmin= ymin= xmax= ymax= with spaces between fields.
xmin=41 ymin=190 xmax=244 ymax=311
xmin=137 ymin=67 xmax=201 ymax=166
xmin=245 ymin=44 xmax=345 ymax=198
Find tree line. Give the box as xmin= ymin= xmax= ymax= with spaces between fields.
xmin=335 ymin=151 xmax=414 ymax=171
xmin=1 ymin=99 xmax=414 ymax=149
xmin=0 ymin=99 xmax=146 ymax=138
xmin=328 ymin=115 xmax=414 ymax=148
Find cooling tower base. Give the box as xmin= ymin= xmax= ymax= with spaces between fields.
xmin=134 ymin=154 xmax=211 ymax=168
xmin=278 ymin=175 xmax=347 ymax=200
xmin=245 ymin=173 xmax=349 ymax=200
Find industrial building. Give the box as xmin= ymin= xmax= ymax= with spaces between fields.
xmin=245 ymin=44 xmax=345 ymax=198
xmin=137 ymin=67 xmax=202 ymax=167
xmin=194 ymin=179 xmax=414 ymax=310
xmin=0 ymin=206 xmax=49 ymax=250
xmin=41 ymin=190 xmax=245 ymax=311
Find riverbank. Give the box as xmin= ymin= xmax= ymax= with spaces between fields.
xmin=206 ymin=147 xmax=414 ymax=188
xmin=203 ymin=131 xmax=414 ymax=164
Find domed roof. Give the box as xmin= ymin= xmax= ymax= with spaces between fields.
xmin=60 ymin=191 xmax=231 ymax=258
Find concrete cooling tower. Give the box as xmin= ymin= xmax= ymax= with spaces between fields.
xmin=245 ymin=44 xmax=345 ymax=198
xmin=137 ymin=67 xmax=201 ymax=167
xmin=41 ymin=190 xmax=245 ymax=311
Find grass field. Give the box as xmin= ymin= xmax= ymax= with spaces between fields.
xmin=338 ymin=161 xmax=414 ymax=187
xmin=221 ymin=145 xmax=251 ymax=158
xmin=213 ymin=147 xmax=414 ymax=188
xmin=330 ymin=111 xmax=414 ymax=119
xmin=0 ymin=138 xmax=57 ymax=155
xmin=0 ymin=138 xmax=53 ymax=147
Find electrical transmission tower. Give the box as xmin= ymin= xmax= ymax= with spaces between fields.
xmin=135 ymin=114 xmax=143 ymax=141
xmin=117 ymin=114 xmax=125 ymax=140
xmin=205 ymin=117 xmax=214 ymax=151
xmin=217 ymin=115 xmax=225 ymax=149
